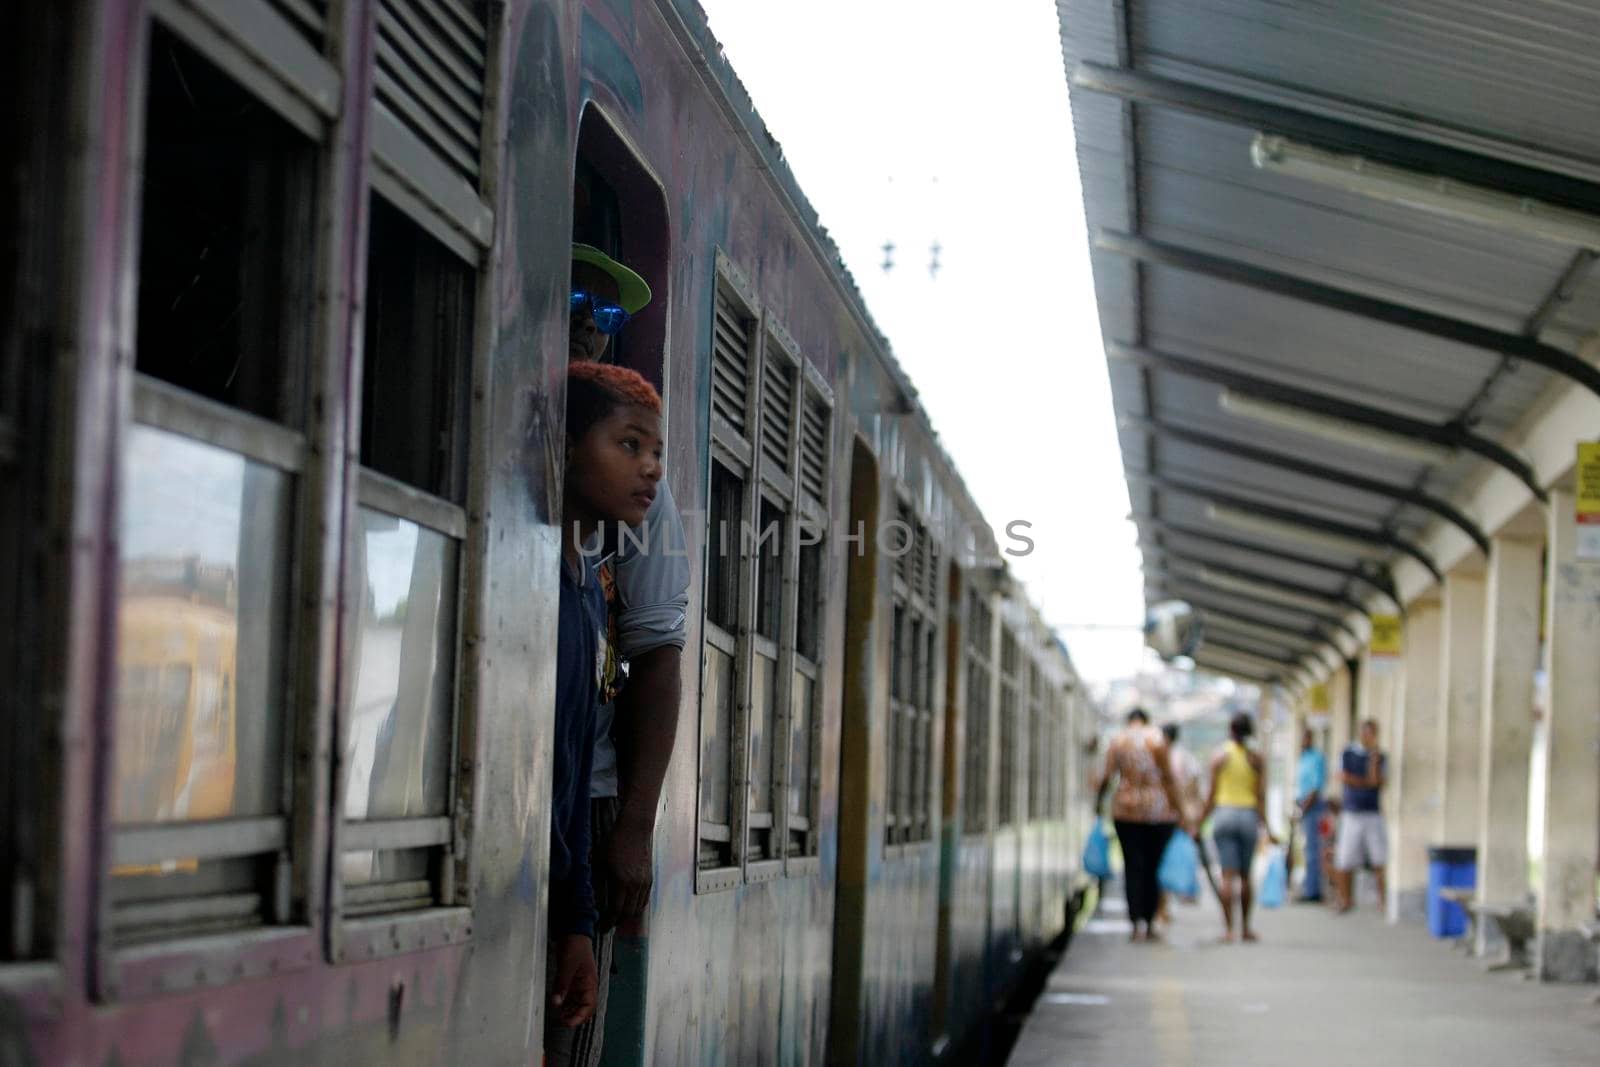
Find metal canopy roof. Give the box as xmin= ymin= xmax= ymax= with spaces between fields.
xmin=1057 ymin=0 xmax=1600 ymax=688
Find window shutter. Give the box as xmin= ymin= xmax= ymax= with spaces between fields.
xmin=895 ymin=502 xmax=914 ymax=588
xmin=375 ymin=0 xmax=489 ymax=186
xmin=760 ymin=351 xmax=794 ymax=477
xmin=270 ymin=0 xmax=329 ymax=47
xmin=712 ymin=289 xmax=751 ymax=438
xmin=798 ymin=394 xmax=828 ymax=503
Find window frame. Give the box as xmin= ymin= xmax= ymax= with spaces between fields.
xmin=96 ymin=0 xmax=509 ymax=995
xmin=694 ymin=254 xmax=832 ymax=892
xmin=960 ymin=588 xmax=994 ymax=838
xmin=327 ymin=0 xmax=504 ymax=963
xmin=98 ymin=2 xmax=337 ymax=1000
xmin=885 ymin=495 xmax=940 ymax=853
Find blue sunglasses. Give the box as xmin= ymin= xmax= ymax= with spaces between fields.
xmin=570 ymin=288 xmax=631 ymax=335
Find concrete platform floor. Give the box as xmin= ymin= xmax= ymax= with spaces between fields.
xmin=1009 ymin=895 xmax=1600 ymax=1066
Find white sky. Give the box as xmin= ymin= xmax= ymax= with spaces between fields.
xmin=699 ymin=0 xmax=1150 ymax=684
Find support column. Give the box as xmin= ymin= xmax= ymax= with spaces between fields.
xmin=1356 ymin=648 xmax=1402 ymax=914
xmin=1328 ymin=663 xmax=1353 ymax=776
xmin=1535 ymin=489 xmax=1600 ymax=983
xmin=1390 ymin=599 xmax=1442 ymax=923
xmin=1475 ymin=535 xmax=1542 ymax=956
xmin=1436 ymin=572 xmax=1486 ymax=847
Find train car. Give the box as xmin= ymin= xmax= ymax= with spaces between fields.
xmin=0 ymin=1 xmax=1095 ymax=1063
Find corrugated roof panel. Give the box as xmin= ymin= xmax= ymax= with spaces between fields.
xmin=1153 ymin=438 xmax=1424 ymax=533
xmin=1136 ymin=109 xmax=1577 ymax=331
xmin=1131 ymin=0 xmax=1600 ymax=163
xmin=1056 ymin=0 xmax=1124 ymax=68
xmin=1144 ymin=526 xmax=1362 ymax=595
xmin=1143 ymin=265 xmax=1530 ymax=420
xmin=1147 ymin=371 xmax=1439 ymax=486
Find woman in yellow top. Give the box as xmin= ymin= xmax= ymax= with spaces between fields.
xmin=1201 ymin=712 xmax=1278 ymax=942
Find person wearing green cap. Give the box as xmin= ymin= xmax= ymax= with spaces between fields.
xmin=552 ymin=244 xmax=688 ymax=1067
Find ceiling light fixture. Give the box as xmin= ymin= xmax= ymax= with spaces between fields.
xmin=1251 ymin=133 xmax=1600 ymax=251
xmin=1217 ymin=389 xmax=1456 ymax=466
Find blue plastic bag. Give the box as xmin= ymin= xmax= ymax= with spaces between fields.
xmin=1158 ymin=830 xmax=1200 ymax=901
xmin=1082 ymin=819 xmax=1112 ymax=880
xmin=1258 ymin=846 xmax=1287 ymax=909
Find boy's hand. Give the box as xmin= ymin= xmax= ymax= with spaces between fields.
xmin=550 ymin=934 xmax=598 ymax=1028
xmin=601 ymin=816 xmax=654 ymax=928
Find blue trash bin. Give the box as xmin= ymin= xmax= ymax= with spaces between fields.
xmin=1426 ymin=845 xmax=1476 ymax=938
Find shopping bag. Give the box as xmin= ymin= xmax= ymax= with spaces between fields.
xmin=1258 ymin=846 xmax=1287 ymax=909
xmin=1157 ymin=830 xmax=1200 ymax=901
xmin=1082 ymin=819 xmax=1113 ymax=880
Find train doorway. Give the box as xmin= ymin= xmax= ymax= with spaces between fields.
xmin=827 ymin=437 xmax=880 ymax=1065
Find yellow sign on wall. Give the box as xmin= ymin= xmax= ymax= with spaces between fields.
xmin=1309 ymin=682 xmax=1330 ymax=712
xmin=1369 ymin=614 xmax=1403 ymax=657
xmin=1577 ymin=442 xmax=1600 ymax=561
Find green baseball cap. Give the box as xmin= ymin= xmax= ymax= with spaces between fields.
xmin=571 ymin=243 xmax=652 ymax=314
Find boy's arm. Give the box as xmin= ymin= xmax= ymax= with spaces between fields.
xmin=609 ymin=486 xmax=690 ymax=922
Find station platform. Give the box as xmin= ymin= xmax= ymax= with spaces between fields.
xmin=1009 ymin=894 xmax=1598 ymax=1066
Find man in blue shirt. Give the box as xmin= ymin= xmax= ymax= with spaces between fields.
xmin=1334 ymin=719 xmax=1388 ymax=914
xmin=1295 ymin=727 xmax=1327 ymax=903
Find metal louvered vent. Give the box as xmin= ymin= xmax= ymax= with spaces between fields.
xmin=712 ymin=290 xmax=751 ymax=437
xmin=799 ymin=395 xmax=828 ymax=502
xmin=375 ymin=0 xmax=489 ymax=187
xmin=760 ymin=353 xmax=794 ymax=476
xmin=924 ymin=539 xmax=940 ymax=606
xmin=895 ymin=503 xmax=915 ymax=588
xmin=270 ymin=0 xmax=329 ymax=47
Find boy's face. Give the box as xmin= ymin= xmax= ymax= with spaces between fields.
xmin=570 ymin=262 xmax=621 ymax=362
xmin=568 ymin=404 xmax=663 ymax=526
xmin=1360 ymin=722 xmax=1378 ymax=747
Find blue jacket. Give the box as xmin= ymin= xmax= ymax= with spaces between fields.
xmin=550 ymin=553 xmax=606 ymax=939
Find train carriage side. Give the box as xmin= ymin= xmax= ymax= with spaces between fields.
xmin=0 ymin=1 xmax=1096 ymax=1064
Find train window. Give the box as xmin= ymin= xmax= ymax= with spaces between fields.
xmin=336 ymin=192 xmax=477 ymax=924
xmin=961 ymin=591 xmax=992 ymax=835
xmin=135 ymin=27 xmax=317 ymax=422
xmin=885 ymin=507 xmax=939 ymax=848
xmin=1026 ymin=662 xmax=1044 ymax=822
xmin=696 ymin=259 xmax=831 ymax=885
xmin=112 ymin=26 xmax=319 ymax=948
xmin=997 ymin=629 xmax=1020 ymax=828
xmin=360 ymin=196 xmax=475 ymax=501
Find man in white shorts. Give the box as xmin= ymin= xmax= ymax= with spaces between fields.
xmin=1334 ymin=718 xmax=1387 ymax=914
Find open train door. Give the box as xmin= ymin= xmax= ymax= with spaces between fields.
xmin=827 ymin=438 xmax=879 ymax=1064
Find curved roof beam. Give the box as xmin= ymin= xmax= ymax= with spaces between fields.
xmin=1133 ymin=514 xmax=1400 ymax=605
xmin=1095 ymin=229 xmax=1600 ymax=403
xmin=1120 ymin=414 xmax=1491 ymax=555
xmin=1143 ymin=550 xmax=1370 ymax=620
xmin=1129 ymin=470 xmax=1445 ymax=583
xmin=1109 ymin=342 xmax=1545 ymax=503
xmin=1147 ymin=578 xmax=1363 ymax=649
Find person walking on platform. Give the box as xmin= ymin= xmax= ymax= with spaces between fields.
xmin=1334 ymin=719 xmax=1388 ymax=914
xmin=1095 ymin=708 xmax=1190 ymax=943
xmin=1201 ymin=712 xmax=1276 ymax=942
xmin=1295 ymin=727 xmax=1327 ymax=903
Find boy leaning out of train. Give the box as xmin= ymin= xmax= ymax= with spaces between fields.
xmin=545 ymin=362 xmax=666 ymax=1036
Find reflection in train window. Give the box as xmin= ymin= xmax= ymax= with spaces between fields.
xmin=340 ymin=189 xmax=477 ymax=918
xmin=111 ymin=427 xmax=295 ymax=943
xmin=113 ymin=18 xmax=321 ymax=948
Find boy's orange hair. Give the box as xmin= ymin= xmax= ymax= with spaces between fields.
xmin=566 ymin=361 xmax=661 ymax=441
